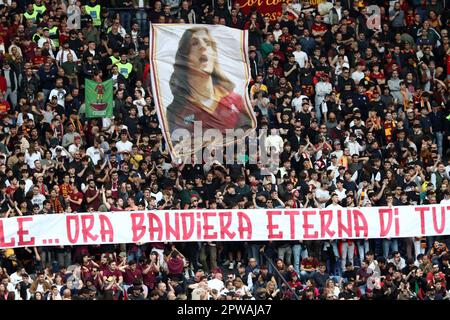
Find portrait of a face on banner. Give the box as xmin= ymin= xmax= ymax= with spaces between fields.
xmin=149 ymin=24 xmax=257 ymax=160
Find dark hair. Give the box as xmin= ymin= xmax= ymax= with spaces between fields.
xmin=169 ymin=27 xmax=234 ymax=100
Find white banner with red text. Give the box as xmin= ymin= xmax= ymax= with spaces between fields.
xmin=1 ymin=205 xmax=450 ymax=248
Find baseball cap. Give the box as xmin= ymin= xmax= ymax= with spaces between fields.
xmin=190 ymin=194 xmax=199 ymax=201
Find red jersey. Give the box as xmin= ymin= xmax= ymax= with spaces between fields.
xmin=32 ymin=55 xmax=46 ymax=67
xmin=311 ymin=22 xmax=327 ymax=35
xmin=0 ymin=98 xmax=11 ymax=118
xmin=142 ymin=263 xmax=159 ymax=289
xmin=273 ymin=50 xmax=286 ymax=63
xmin=301 ymin=257 xmax=319 ymax=270
xmin=272 ymin=65 xmax=284 ymax=78
xmin=70 ymin=191 xmax=83 ymax=212
xmin=85 ymin=187 xmax=100 ymax=210
xmin=5 ymin=185 xmax=17 ymax=196
xmin=370 ymin=71 xmax=385 ymax=82
xmin=103 ymin=268 xmax=122 ymax=280
xmin=122 ymin=266 xmax=143 ymax=285
xmin=95 ymin=84 xmax=104 ymax=95
xmin=446 ymin=54 xmax=450 ymax=77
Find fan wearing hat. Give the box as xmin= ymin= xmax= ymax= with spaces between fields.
xmin=190 ymin=194 xmax=201 ymax=208
xmin=37 ymin=27 xmax=56 ymax=51
xmin=179 ymin=179 xmax=200 ymax=209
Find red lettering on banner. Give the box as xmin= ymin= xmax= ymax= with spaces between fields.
xmin=353 ymin=209 xmax=368 ymax=237
xmin=415 ymin=207 xmax=429 ymax=235
xmin=181 ymin=212 xmax=194 ymax=240
xmin=240 ymin=0 xmax=263 ymax=9
xmin=379 ymin=208 xmax=393 ymax=237
xmin=319 ymin=210 xmax=335 ymax=238
xmin=196 ymin=212 xmax=202 ymax=240
xmin=432 ymin=207 xmax=446 ymax=234
xmin=131 ymin=213 xmax=145 ymax=242
xmin=147 ymin=213 xmax=162 ymax=241
xmin=394 ymin=208 xmax=400 ymax=236
xmin=237 ymin=212 xmax=252 ymax=239
xmin=219 ymin=212 xmax=236 ymax=240
xmin=302 ymin=211 xmax=318 ymax=239
xmin=202 ymin=212 xmax=218 ymax=240
xmin=285 ymin=211 xmax=300 ymax=239
xmin=99 ymin=215 xmax=114 ymax=242
xmin=81 ymin=215 xmax=98 ymax=242
xmin=337 ymin=210 xmax=353 ymax=238
xmin=66 ymin=215 xmax=79 ymax=244
xmin=267 ymin=211 xmax=283 ymax=239
xmin=0 ymin=220 xmax=15 ymax=247
xmin=165 ymin=212 xmax=180 ymax=240
xmin=17 ymin=217 xmax=35 ymax=246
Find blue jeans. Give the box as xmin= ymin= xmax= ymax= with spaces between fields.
xmin=382 ymin=239 xmax=398 ymax=258
xmin=135 ymin=11 xmax=148 ymax=34
xmin=340 ymin=241 xmax=355 ymax=271
xmin=314 ymin=101 xmax=323 ymax=123
xmin=120 ymin=11 xmax=131 ymax=31
xmin=248 ymin=244 xmax=263 ymax=266
xmin=42 ymin=89 xmax=51 ymax=103
xmin=277 ymin=245 xmax=292 ymax=266
xmin=300 ymin=270 xmax=315 ymax=283
xmin=356 ymin=240 xmax=370 ymax=265
xmin=292 ymin=244 xmax=308 ymax=274
xmin=324 ymin=241 xmax=340 ymax=276
xmin=358 ymin=284 xmax=367 ymax=295
xmin=434 ymin=131 xmax=444 ymax=157
xmin=127 ymin=248 xmax=142 ymax=263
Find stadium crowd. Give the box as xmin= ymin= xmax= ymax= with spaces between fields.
xmin=0 ymin=0 xmax=449 ymax=300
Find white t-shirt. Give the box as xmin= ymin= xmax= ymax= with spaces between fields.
xmin=293 ymin=50 xmax=308 ymax=68
xmin=207 ymin=279 xmax=225 ymax=292
xmin=86 ymin=146 xmax=102 ymax=165
xmin=133 ymin=98 xmax=146 ymax=117
xmin=116 ymin=140 xmax=133 ymax=153
xmin=273 ymin=29 xmax=282 ymax=42
xmin=68 ymin=144 xmax=80 ymax=154
xmin=265 ymin=135 xmax=284 ymax=154
xmin=17 ymin=113 xmax=34 ymax=127
xmin=37 ymin=37 xmax=56 ymax=49
xmin=25 ymin=151 xmax=41 ymax=169
xmin=326 ymin=203 xmax=342 ymax=209
xmin=315 ymin=188 xmax=330 ymax=208
xmin=151 ymin=191 xmax=163 ymax=203
xmin=49 ymin=88 xmax=67 ymax=108
xmin=351 ymin=70 xmax=365 ymax=85
xmin=31 ymin=193 xmax=47 ymax=210
xmin=335 ymin=188 xmax=347 ymax=201
xmin=292 ymin=95 xmax=308 ymax=113
xmin=24 ymin=178 xmax=33 ymax=194
xmin=56 ymin=49 xmax=79 ymax=64
xmin=10 ymin=272 xmax=23 ymax=286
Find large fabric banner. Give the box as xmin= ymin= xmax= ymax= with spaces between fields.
xmin=85 ymin=78 xmax=114 ymax=118
xmin=236 ymin=0 xmax=326 ymax=21
xmin=149 ymin=24 xmax=257 ymax=159
xmin=1 ymin=205 xmax=449 ymax=249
